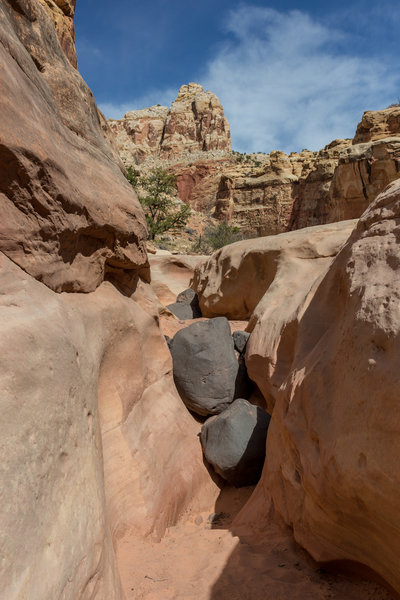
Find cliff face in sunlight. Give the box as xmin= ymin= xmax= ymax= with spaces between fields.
xmin=110 ymin=97 xmax=400 ymax=239
xmin=108 ymin=82 xmax=231 ymax=164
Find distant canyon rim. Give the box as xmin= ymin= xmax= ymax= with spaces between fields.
xmin=1 ymin=1 xmax=400 ymax=600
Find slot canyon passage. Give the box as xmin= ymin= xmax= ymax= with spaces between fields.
xmin=1 ymin=1 xmax=400 ymax=599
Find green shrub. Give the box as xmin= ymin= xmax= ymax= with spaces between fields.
xmin=126 ymin=166 xmax=190 ymax=240
xmin=193 ymin=222 xmax=242 ymax=253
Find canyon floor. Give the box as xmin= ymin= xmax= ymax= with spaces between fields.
xmin=118 ymin=484 xmax=394 ymax=600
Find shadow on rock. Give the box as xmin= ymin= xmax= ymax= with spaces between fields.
xmin=208 ymin=496 xmax=398 ymax=600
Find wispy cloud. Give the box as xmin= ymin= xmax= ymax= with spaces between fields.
xmin=99 ymin=5 xmax=400 ymax=153
xmin=200 ymin=6 xmax=400 ymax=153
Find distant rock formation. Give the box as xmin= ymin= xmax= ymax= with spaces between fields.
xmin=108 ymin=83 xmax=231 ymax=165
xmin=353 ymin=105 xmax=400 ymax=143
xmin=109 ymin=94 xmax=400 ymax=239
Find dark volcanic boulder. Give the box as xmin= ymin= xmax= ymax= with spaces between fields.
xmin=167 ymin=287 xmax=202 ymax=319
xmin=170 ymin=317 xmax=238 ymax=415
xmin=233 ymin=330 xmax=250 ymax=354
xmin=200 ymin=399 xmax=270 ymax=486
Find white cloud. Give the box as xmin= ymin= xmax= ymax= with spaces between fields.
xmin=99 ymin=6 xmax=400 ymax=152
xmin=99 ymin=87 xmax=178 ymax=120
xmin=199 ymin=6 xmax=400 ymax=153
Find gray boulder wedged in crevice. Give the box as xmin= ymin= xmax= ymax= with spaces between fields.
xmin=233 ymin=330 xmax=250 ymax=354
xmin=170 ymin=317 xmax=238 ymax=416
xmin=200 ymin=398 xmax=270 ymax=487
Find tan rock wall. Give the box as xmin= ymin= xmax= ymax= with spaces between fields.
xmin=37 ymin=0 xmax=78 ymax=68
xmin=327 ymin=137 xmax=400 ymax=222
xmin=263 ymin=178 xmax=400 ymax=594
xmin=109 ymin=92 xmax=400 ymax=240
xmin=353 ymin=106 xmax=400 ymax=143
xmin=194 ymin=187 xmax=400 ymax=593
xmin=0 ymin=2 xmax=219 ymax=598
xmin=0 ymin=254 xmax=216 ymax=599
xmin=192 ymin=220 xmax=355 ymax=322
xmin=0 ymin=0 xmax=147 ymax=294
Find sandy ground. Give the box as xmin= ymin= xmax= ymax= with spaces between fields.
xmin=117 ymin=484 xmax=395 ymax=600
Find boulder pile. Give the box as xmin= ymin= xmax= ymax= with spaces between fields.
xmin=168 ymin=310 xmax=269 ymax=487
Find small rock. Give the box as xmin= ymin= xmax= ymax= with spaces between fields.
xmin=195 ymin=515 xmax=203 ymax=525
xmin=166 ymin=302 xmax=197 ymax=320
xmin=167 ymin=288 xmax=202 ymax=319
xmin=176 ymin=288 xmax=196 ymax=303
xmin=233 ymin=330 xmax=250 ymax=354
xmin=200 ymin=398 xmax=270 ymax=486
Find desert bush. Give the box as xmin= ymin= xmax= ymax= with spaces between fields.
xmin=127 ymin=166 xmax=190 ymax=240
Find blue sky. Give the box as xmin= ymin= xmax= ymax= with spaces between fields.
xmin=75 ymin=1 xmax=400 ymax=153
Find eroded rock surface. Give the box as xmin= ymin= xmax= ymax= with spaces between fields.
xmin=0 ymin=253 xmax=217 ymax=599
xmin=108 ymin=83 xmax=231 ymax=165
xmin=261 ymin=178 xmax=400 ymax=594
xmin=353 ymin=106 xmax=400 ymax=143
xmin=149 ymin=254 xmax=206 ymax=305
xmin=109 ymin=94 xmax=400 ymax=241
xmin=192 ymin=220 xmax=356 ymax=323
xmin=0 ymin=0 xmax=147 ymax=293
xmin=0 ymin=2 xmax=218 ymax=598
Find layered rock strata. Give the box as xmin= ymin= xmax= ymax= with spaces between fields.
xmin=108 ymin=83 xmax=231 ymax=165
xmin=110 ymin=95 xmax=400 ymax=239
xmin=0 ymin=0 xmax=147 ymax=293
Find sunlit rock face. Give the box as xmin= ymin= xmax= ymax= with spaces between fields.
xmin=192 ymin=220 xmax=355 ymax=323
xmin=108 ymin=83 xmax=231 ymax=165
xmin=194 ymin=182 xmax=400 ymax=593
xmin=0 ymin=0 xmax=148 ymax=294
xmin=263 ymin=178 xmax=400 ymax=594
xmin=109 ymin=92 xmax=400 ymax=241
xmin=353 ymin=106 xmax=400 ymax=143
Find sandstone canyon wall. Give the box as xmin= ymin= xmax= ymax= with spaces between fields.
xmin=263 ymin=178 xmax=400 ymax=593
xmin=0 ymin=2 xmax=217 ymax=598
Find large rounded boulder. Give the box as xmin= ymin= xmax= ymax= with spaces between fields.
xmin=200 ymin=398 xmax=270 ymax=486
xmin=170 ymin=317 xmax=239 ymax=415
